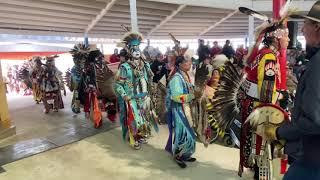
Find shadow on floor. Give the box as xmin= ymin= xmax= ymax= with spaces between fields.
xmin=89 ymin=128 xmax=237 ymax=180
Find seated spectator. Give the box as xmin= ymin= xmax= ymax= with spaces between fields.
xmin=210 ymin=41 xmax=222 ymax=58
xmin=235 ymin=45 xmax=247 ymax=67
xmin=109 ymin=49 xmax=120 ymax=63
xmin=222 ymin=40 xmax=235 ymax=60
xmin=197 ymin=39 xmax=210 ymax=63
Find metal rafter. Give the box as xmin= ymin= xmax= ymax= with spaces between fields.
xmin=198 ymin=9 xmax=239 ymax=37
xmin=147 ymin=4 xmax=186 ymax=37
xmin=1 ymin=0 xmax=99 ymax=14
xmin=85 ymin=0 xmax=118 ymax=34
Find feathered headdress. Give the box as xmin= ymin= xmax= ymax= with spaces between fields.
xmin=45 ymin=55 xmax=58 ymax=65
xmin=70 ymin=43 xmax=90 ymax=65
xmin=32 ymin=56 xmax=42 ymax=65
xmin=240 ymin=0 xmax=295 ymax=65
xmin=169 ymin=33 xmax=188 ymax=56
xmin=167 ymin=33 xmax=191 ymax=81
xmin=117 ymin=25 xmax=143 ymax=48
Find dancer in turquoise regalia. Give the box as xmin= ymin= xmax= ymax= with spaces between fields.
xmin=114 ymin=31 xmax=158 ymax=150
xmin=165 ymin=54 xmax=200 ymax=168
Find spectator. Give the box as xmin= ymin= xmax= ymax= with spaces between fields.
xmin=222 ymin=40 xmax=235 ymax=60
xmin=197 ymin=39 xmax=210 ymax=63
xmin=210 ymin=41 xmax=222 ymax=58
xmin=235 ymin=45 xmax=247 ymax=67
xmin=150 ymin=54 xmax=167 ymax=83
xmin=109 ymin=49 xmax=120 ymax=63
xmin=143 ymin=39 xmax=152 ymax=59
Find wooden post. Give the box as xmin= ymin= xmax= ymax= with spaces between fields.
xmin=0 ymin=60 xmax=16 ymax=140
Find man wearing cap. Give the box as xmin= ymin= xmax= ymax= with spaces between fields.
xmin=265 ymin=1 xmax=320 ymax=179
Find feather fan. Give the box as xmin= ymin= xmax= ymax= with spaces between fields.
xmin=209 ymin=61 xmax=246 ymax=132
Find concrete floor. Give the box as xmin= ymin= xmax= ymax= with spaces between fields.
xmin=0 ymin=126 xmax=255 ymax=180
xmin=0 ymin=93 xmax=116 ymax=148
xmin=0 ymin=93 xmax=255 ymax=180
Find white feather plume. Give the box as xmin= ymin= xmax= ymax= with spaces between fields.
xmin=280 ymin=0 xmax=292 ymax=18
xmin=212 ymin=54 xmax=229 ymax=68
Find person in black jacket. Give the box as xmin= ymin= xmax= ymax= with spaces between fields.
xmin=150 ymin=54 xmax=167 ymax=83
xmin=222 ymin=40 xmax=235 ymax=60
xmin=197 ymin=39 xmax=210 ymax=63
xmin=264 ymin=1 xmax=320 ymax=179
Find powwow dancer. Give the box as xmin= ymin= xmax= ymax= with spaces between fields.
xmin=209 ymin=4 xmax=291 ymax=179
xmin=114 ymin=29 xmax=158 ymax=150
xmin=30 ymin=57 xmax=44 ymax=104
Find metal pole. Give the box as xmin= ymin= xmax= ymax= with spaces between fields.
xmin=84 ymin=34 xmax=89 ymax=47
xmin=129 ymin=0 xmax=139 ymax=32
xmin=100 ymin=44 xmax=104 ymax=54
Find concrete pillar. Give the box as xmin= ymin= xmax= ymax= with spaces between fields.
xmin=129 ymin=0 xmax=139 ymax=32
xmin=248 ymin=16 xmax=254 ymax=47
xmin=0 ymin=60 xmax=16 ymax=140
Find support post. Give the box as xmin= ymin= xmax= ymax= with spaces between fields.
xmin=129 ymin=0 xmax=139 ymax=32
xmin=0 ymin=60 xmax=16 ymax=140
xmin=273 ymin=0 xmax=287 ymax=90
xmin=84 ymin=34 xmax=89 ymax=47
xmin=100 ymin=44 xmax=104 ymax=54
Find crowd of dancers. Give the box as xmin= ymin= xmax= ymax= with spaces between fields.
xmin=5 ymin=1 xmax=320 ymax=179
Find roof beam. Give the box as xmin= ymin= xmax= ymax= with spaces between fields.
xmin=94 ymin=23 xmax=155 ymax=29
xmin=0 ymin=23 xmax=83 ymax=33
xmin=182 ymin=6 xmax=234 ymax=13
xmin=1 ymin=0 xmax=99 ymax=15
xmin=104 ymin=12 xmax=164 ymax=21
xmin=147 ymin=4 xmax=186 ymax=37
xmin=0 ymin=29 xmax=84 ymax=38
xmin=169 ymin=18 xmax=249 ymax=23
xmin=40 ymin=0 xmax=106 ymax=9
xmin=158 ymin=26 xmax=204 ymax=30
xmin=116 ymin=0 xmax=179 ymax=11
xmin=156 ymin=28 xmax=248 ymax=33
xmin=252 ymin=0 xmax=315 ymax=12
xmin=112 ymin=5 xmax=173 ymax=16
xmin=0 ymin=18 xmax=86 ymax=29
xmin=147 ymin=0 xmax=314 ymax=11
xmin=176 ymin=12 xmax=234 ymax=18
xmin=85 ymin=0 xmax=117 ymax=34
xmin=199 ymin=9 xmax=239 ymax=37
xmin=90 ymin=27 xmax=150 ymax=32
xmin=0 ymin=11 xmax=89 ymax=26
xmin=0 ymin=3 xmax=94 ymax=20
xmin=146 ymin=0 xmax=251 ymax=10
xmin=100 ymin=18 xmax=159 ymax=25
